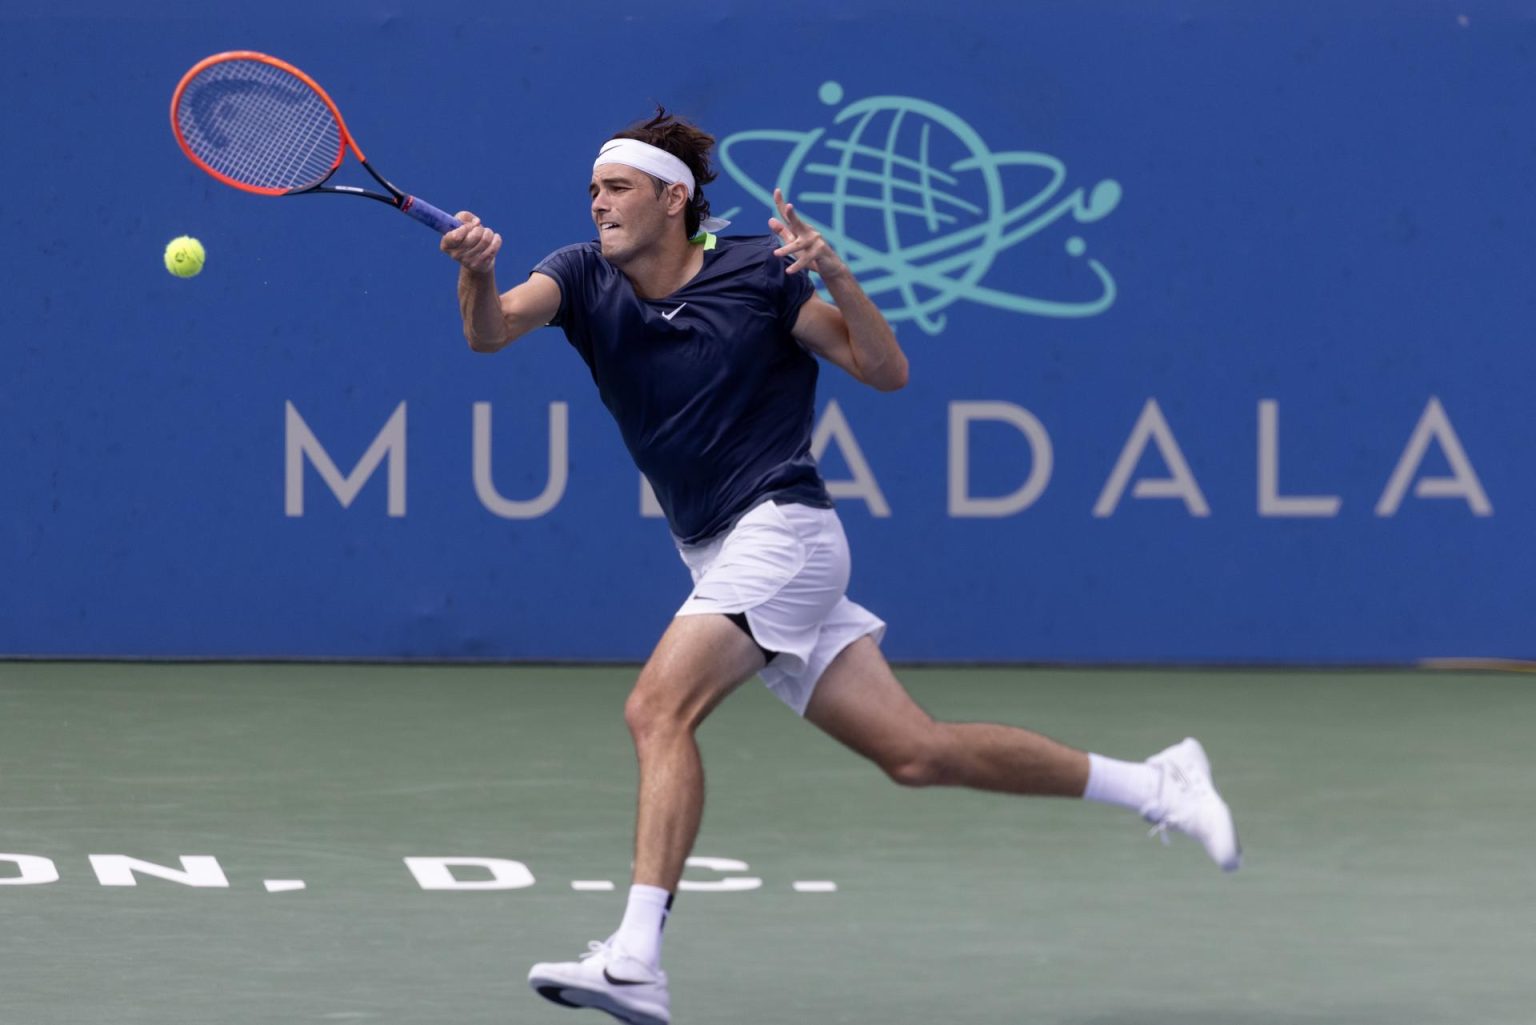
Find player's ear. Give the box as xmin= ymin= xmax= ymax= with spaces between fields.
xmin=667 ymin=182 xmax=690 ymax=217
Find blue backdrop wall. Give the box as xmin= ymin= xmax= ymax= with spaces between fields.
xmin=3 ymin=0 xmax=1532 ymax=662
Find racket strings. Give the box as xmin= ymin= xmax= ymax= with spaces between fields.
xmin=176 ymin=59 xmax=342 ymax=192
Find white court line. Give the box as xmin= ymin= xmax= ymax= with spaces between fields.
xmin=264 ymin=879 xmax=307 ymax=893
xmin=792 ymin=881 xmax=838 ymax=893
xmin=571 ymin=880 xmax=616 ymax=891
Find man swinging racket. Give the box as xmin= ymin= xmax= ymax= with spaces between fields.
xmin=440 ymin=108 xmax=1241 ymax=1025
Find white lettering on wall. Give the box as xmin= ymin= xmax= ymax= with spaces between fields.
xmin=474 ymin=401 xmax=569 ymax=518
xmin=1376 ymin=397 xmax=1492 ymax=516
xmin=948 ymin=401 xmax=1054 ymax=517
xmin=641 ymin=475 xmax=662 ymax=518
xmin=1258 ymin=400 xmax=1342 ymax=517
xmin=285 ymin=401 xmax=407 ymax=517
xmin=281 ymin=396 xmax=1494 ymax=524
xmin=811 ymin=399 xmax=890 ymax=517
xmin=1093 ymin=399 xmax=1210 ymax=518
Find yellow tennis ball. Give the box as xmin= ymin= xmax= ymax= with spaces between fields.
xmin=164 ymin=235 xmax=205 ymax=278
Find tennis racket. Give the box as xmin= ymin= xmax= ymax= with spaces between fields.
xmin=170 ymin=51 xmax=462 ymax=234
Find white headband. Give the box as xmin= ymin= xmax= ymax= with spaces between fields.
xmin=596 ymin=138 xmax=695 ymax=195
xmin=593 ymin=138 xmax=731 ymax=233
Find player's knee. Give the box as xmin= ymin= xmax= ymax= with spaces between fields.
xmin=623 ymin=688 xmax=666 ymax=740
xmin=881 ymin=746 xmax=945 ymax=788
xmin=871 ymin=720 xmax=952 ymax=788
xmin=623 ymin=685 xmax=695 ymax=744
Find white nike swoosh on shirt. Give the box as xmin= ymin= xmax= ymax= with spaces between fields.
xmin=661 ymin=303 xmax=687 ymax=321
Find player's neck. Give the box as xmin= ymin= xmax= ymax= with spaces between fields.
xmin=621 ymin=231 xmax=705 ymax=300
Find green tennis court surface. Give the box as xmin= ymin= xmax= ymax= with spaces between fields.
xmin=1 ymin=663 xmax=1531 ymax=1024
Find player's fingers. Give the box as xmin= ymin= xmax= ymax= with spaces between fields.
xmin=461 ymin=236 xmax=498 ymax=272
xmin=479 ymin=233 xmax=503 ymax=263
xmin=778 ymin=197 xmax=805 ymax=230
xmin=782 ymin=229 xmax=819 ymax=258
xmin=463 ymin=233 xmax=497 ymax=265
xmin=446 ymin=226 xmax=497 ymax=268
xmin=442 ymin=222 xmax=478 ymax=251
xmin=774 ymin=188 xmax=803 ymax=227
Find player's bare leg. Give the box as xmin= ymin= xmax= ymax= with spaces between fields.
xmin=804 ymin=636 xmax=1240 ymax=869
xmin=529 ymin=613 xmax=764 ymax=1025
xmin=804 ymin=635 xmax=1089 ymax=794
xmin=624 ymin=613 xmax=765 ymax=891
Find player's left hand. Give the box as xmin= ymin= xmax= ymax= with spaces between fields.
xmin=770 ymin=188 xmax=848 ymax=279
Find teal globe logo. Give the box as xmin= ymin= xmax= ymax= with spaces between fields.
xmin=719 ymin=83 xmax=1121 ymax=334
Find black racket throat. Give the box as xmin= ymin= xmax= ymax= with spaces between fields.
xmin=289 ymin=159 xmax=405 ymax=208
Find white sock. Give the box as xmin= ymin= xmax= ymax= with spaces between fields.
xmin=1084 ymin=753 xmax=1161 ymax=817
xmin=611 ymin=884 xmax=672 ymax=969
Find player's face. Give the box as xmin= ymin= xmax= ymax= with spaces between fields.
xmin=590 ymin=166 xmax=677 ymax=264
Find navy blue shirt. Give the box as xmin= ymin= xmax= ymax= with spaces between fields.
xmin=533 ymin=235 xmax=833 ymax=544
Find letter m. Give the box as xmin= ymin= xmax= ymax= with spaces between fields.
xmin=285 ymin=401 xmax=407 ymax=517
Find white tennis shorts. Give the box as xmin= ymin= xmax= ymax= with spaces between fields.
xmin=673 ymin=500 xmax=887 ymax=715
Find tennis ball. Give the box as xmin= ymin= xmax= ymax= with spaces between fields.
xmin=164 ymin=235 xmax=205 ymax=278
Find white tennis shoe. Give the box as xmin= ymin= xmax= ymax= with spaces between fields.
xmin=529 ymin=940 xmax=670 ymax=1025
xmin=1143 ymin=737 xmax=1243 ymax=872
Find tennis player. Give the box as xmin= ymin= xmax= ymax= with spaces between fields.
xmin=441 ymin=109 xmax=1240 ymax=1025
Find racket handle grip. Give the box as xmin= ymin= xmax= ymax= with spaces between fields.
xmin=402 ymin=196 xmax=463 ymax=234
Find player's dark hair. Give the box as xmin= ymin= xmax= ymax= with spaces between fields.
xmin=612 ymin=106 xmax=718 ymax=238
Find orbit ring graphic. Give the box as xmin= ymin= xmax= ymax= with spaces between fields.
xmin=718 ymin=82 xmax=1121 ymax=335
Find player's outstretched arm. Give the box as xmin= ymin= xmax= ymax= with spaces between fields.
xmin=772 ymin=190 xmax=908 ymax=391
xmin=441 ymin=212 xmax=561 ymax=353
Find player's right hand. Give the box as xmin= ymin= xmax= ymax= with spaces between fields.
xmin=442 ymin=212 xmax=502 ymax=274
